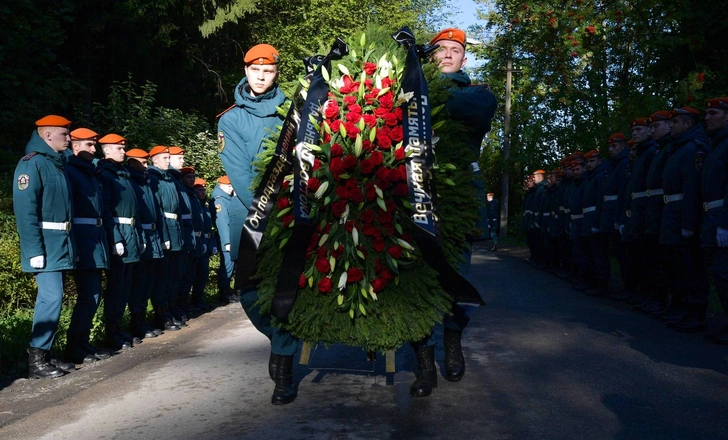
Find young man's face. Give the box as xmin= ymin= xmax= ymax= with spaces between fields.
xmin=103 ymin=143 xmax=126 ymax=163
xmin=42 ymin=126 xmax=71 ymax=152
xmin=533 ymin=173 xmax=545 ymax=184
xmin=586 ymin=157 xmax=601 ymax=171
xmin=151 ymin=153 xmax=171 ymax=170
xmin=182 ymin=172 xmax=196 ymax=188
xmin=432 ymin=40 xmax=467 ymax=74
xmin=705 ymin=108 xmax=728 ymax=133
xmin=572 ymin=164 xmax=585 ymax=177
xmin=244 ymin=64 xmax=279 ymax=96
xmin=170 ymin=154 xmax=185 ymax=170
xmin=608 ymin=142 xmax=625 ymax=157
xmin=73 ymin=140 xmax=97 ymax=158
xmin=631 ymin=125 xmax=651 ymax=143
xmin=650 ymin=120 xmax=672 ymax=140
xmin=194 ymin=186 xmax=206 ymax=200
xmin=127 ymin=157 xmax=147 ymax=171
xmin=671 ymin=116 xmax=692 ymax=136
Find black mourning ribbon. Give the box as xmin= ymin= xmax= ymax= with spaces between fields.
xmin=271 ymin=37 xmax=349 ymax=321
xmin=393 ymin=27 xmax=484 ymax=319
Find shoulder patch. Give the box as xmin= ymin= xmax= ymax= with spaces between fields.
xmin=17 ymin=174 xmax=30 ymax=191
xmin=21 ymin=152 xmax=37 ymax=161
xmin=217 ymin=131 xmax=226 ymax=153
xmin=215 ymin=204 xmax=222 ymax=213
xmin=695 ymin=150 xmax=707 ymax=172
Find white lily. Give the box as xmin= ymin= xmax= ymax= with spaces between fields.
xmin=314 ymin=180 xmax=329 ymax=199
xmin=338 ymin=272 xmax=348 ymax=291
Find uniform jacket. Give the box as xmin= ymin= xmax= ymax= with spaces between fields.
xmin=128 ymin=166 xmax=165 ymax=260
xmin=96 ymin=159 xmax=144 ymax=263
xmin=147 ymin=165 xmax=180 ymax=251
xmin=485 ymin=198 xmax=499 ymax=233
xmin=210 ymin=185 xmax=232 ymax=250
xmin=443 ymin=71 xmax=497 ymax=157
xmin=568 ymin=173 xmax=587 ymax=240
xmin=66 ymin=154 xmax=109 ymax=270
xmin=700 ymin=125 xmax=728 ymax=246
xmin=660 ymin=124 xmax=709 ymax=245
xmin=218 ymin=77 xmax=286 ymax=260
xmin=184 ymin=184 xmax=205 ymax=257
xmin=623 ymin=138 xmax=658 ymax=237
xmin=13 ymin=131 xmax=76 ymax=273
xmin=542 ymin=184 xmax=561 ymax=237
xmin=581 ymin=160 xmax=610 ymax=237
xmin=644 ymin=137 xmax=671 ymax=235
xmin=600 ymin=147 xmax=630 ymax=232
xmin=522 ymin=186 xmax=536 ymax=233
xmin=559 ymin=177 xmax=575 ymax=234
xmin=532 ymin=181 xmax=548 ymax=230
xmin=167 ymin=168 xmax=196 ymax=252
xmin=200 ymin=195 xmax=213 ymax=256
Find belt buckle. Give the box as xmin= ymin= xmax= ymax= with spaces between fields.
xmin=152 ymin=223 xmax=156 ymax=230
xmin=663 ymin=195 xmax=669 ymax=204
xmin=65 ymin=222 xmax=71 ymax=232
xmin=631 ymin=193 xmax=636 ymax=200
xmin=96 ymin=218 xmax=103 ymax=227
xmin=703 ymin=202 xmax=708 ymax=211
xmin=130 ymin=218 xmax=136 ymax=227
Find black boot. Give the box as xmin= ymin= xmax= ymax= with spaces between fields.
xmin=490 ymin=244 xmax=498 ymax=251
xmin=444 ymin=329 xmax=465 ymax=382
xmin=270 ymin=354 xmax=297 ymax=405
xmin=269 ymin=352 xmax=276 ymax=381
xmin=65 ymin=332 xmax=97 ymax=365
xmin=27 ymin=347 xmax=65 ymax=379
xmin=80 ymin=331 xmax=111 ymax=360
xmin=49 ymin=356 xmax=75 ymax=372
xmin=410 ymin=345 xmax=438 ymax=397
xmin=154 ymin=305 xmax=181 ymax=331
xmin=104 ymin=321 xmax=132 ymax=350
xmin=131 ymin=311 xmax=155 ymax=340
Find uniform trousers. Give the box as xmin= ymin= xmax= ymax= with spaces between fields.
xmin=129 ymin=259 xmax=158 ymax=314
xmin=104 ymin=256 xmax=134 ymax=322
xmin=587 ymin=233 xmax=610 ymax=282
xmin=217 ymin=250 xmax=235 ymax=293
xmin=191 ymin=254 xmax=210 ymax=304
xmin=664 ymin=241 xmax=709 ymax=306
xmin=572 ymin=238 xmax=589 ymax=281
xmin=69 ymin=269 xmax=102 ymax=333
xmin=710 ymin=247 xmax=728 ymax=313
xmin=30 ymin=271 xmax=65 ymax=350
xmin=151 ymin=252 xmax=171 ymax=308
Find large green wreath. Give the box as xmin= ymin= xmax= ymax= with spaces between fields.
xmin=251 ymin=28 xmax=481 ymax=352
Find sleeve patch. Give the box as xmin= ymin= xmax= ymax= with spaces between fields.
xmin=217 ymin=131 xmax=226 ymax=153
xmin=215 ymin=204 xmax=222 ymax=213
xmin=17 ymin=174 xmax=30 ymax=190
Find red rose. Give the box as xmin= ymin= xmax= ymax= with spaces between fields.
xmin=372 ymin=238 xmax=385 ymax=252
xmin=316 ymin=246 xmax=328 ymax=259
xmin=308 ymin=233 xmax=320 ymax=250
xmin=394 ymin=147 xmax=405 ymax=161
xmin=374 ymin=107 xmax=389 ymax=118
xmin=363 ymin=223 xmax=381 ymax=237
xmin=315 ymin=258 xmax=331 ymax=274
xmin=332 ymin=200 xmax=347 ymax=217
xmin=393 ymin=107 xmax=403 ymax=121
xmin=336 ymin=185 xmax=350 ymax=200
xmin=277 ymin=197 xmax=291 ymax=210
xmin=381 ymin=77 xmax=393 ymax=89
xmin=331 ymin=243 xmax=344 ymax=258
xmin=349 ymin=187 xmax=364 ymax=203
xmin=375 ymin=167 xmax=392 ymax=188
xmin=389 ymin=126 xmax=403 ymax=142
xmin=329 ymin=157 xmax=345 ymax=176
xmin=396 ymin=164 xmax=407 ymax=181
xmin=362 ymin=140 xmax=374 ymax=153
xmin=331 ymin=143 xmax=344 ymax=157
xmin=365 ymin=182 xmax=377 ymax=201
xmin=282 ymin=213 xmax=294 ymax=227
xmin=343 ymin=121 xmax=360 ymax=139
xmin=345 ymin=220 xmax=358 ymax=232
xmin=363 ymin=62 xmax=377 ymax=75
xmin=364 ymin=79 xmax=374 ymax=89
xmin=329 ymin=119 xmax=342 ymax=132
xmin=385 ymin=112 xmax=399 ymax=127
xmin=345 ymin=178 xmax=359 ymax=189
xmin=339 ymin=75 xmax=360 ymax=94
xmin=348 ymin=104 xmax=362 ymax=114
xmin=343 ymin=95 xmax=357 ymax=106
xmin=298 ymin=274 xmax=307 ymax=288
xmin=380 ymin=268 xmax=394 ymax=281
xmin=324 ymin=99 xmax=340 ymax=119
xmin=360 ymin=158 xmax=375 ymax=174
xmin=370 ymin=150 xmax=384 ymax=166
xmin=374 ymin=259 xmax=383 ymax=271
xmin=313 ymin=158 xmax=322 ymax=171
xmin=343 ymin=154 xmax=358 ymax=170
xmin=585 ymin=25 xmax=595 ymax=34
xmin=378 ymin=209 xmax=393 ymax=225
xmin=387 ymin=245 xmax=403 ymax=260
xmin=347 ymin=267 xmax=364 ymax=282
xmin=393 ymin=182 xmax=409 ymax=197
xmin=318 ymin=277 xmax=333 ymax=293
xmin=384 ymin=199 xmax=397 ymax=212
xmin=361 ymin=209 xmax=375 ymax=223
xmin=376 ymin=131 xmax=392 ymax=150
xmin=372 ymin=277 xmax=387 ymax=293
xmin=363 ymin=114 xmax=377 ymax=128
xmin=308 ymin=177 xmax=321 ymax=192
xmin=346 ymin=111 xmax=362 ymax=124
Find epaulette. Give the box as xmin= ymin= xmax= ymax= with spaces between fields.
xmin=21 ymin=152 xmax=38 ymax=161
xmin=216 ymin=104 xmax=236 ymax=120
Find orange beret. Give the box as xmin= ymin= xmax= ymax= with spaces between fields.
xmin=217 ymin=175 xmax=231 ymax=184
xmin=98 ymin=133 xmax=127 ymax=145
xmin=149 ymin=145 xmax=169 ymax=157
xmin=244 ymin=44 xmax=280 ymax=65
xmin=630 ymin=118 xmax=651 ymax=128
xmin=584 ymin=149 xmax=601 ymax=159
xmin=126 ymin=148 xmax=149 ymax=159
xmin=70 ymin=128 xmax=99 ymax=141
xmin=533 ymin=169 xmax=547 ymax=175
xmin=35 ymin=115 xmax=71 ymax=128
xmin=569 ymin=160 xmax=584 ymax=168
xmin=180 ymin=166 xmax=195 ymax=176
xmin=673 ymin=107 xmax=701 ymax=117
xmin=430 ymin=28 xmax=466 ymax=47
xmin=486 ymin=192 xmax=494 ymax=196
xmin=168 ymin=146 xmax=184 ymax=155
xmin=572 ymin=151 xmax=584 ymax=158
xmin=707 ymin=97 xmax=728 ymax=110
xmin=551 ymin=169 xmax=563 ymax=178
xmin=194 ymin=178 xmax=206 ymax=187
xmin=607 ymin=133 xmax=627 ymax=144
xmin=650 ymin=110 xmax=672 ymax=121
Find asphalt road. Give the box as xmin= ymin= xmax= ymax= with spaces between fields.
xmin=2 ymin=243 xmax=728 ymax=440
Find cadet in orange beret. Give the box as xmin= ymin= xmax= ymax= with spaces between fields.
xmin=217 ymin=41 xmax=297 ymax=405
xmin=13 ymin=115 xmax=76 ymax=378
xmin=190 ymin=177 xmax=216 ymax=313
xmin=659 ymin=107 xmax=710 ymax=332
xmin=209 ymin=175 xmax=237 ymax=304
xmin=577 ymin=148 xmax=610 ymax=296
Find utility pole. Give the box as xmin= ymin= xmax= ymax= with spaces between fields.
xmin=499 ymin=49 xmax=517 ymax=237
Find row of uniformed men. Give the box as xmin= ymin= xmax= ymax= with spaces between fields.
xmin=13 ymin=115 xmax=237 ymax=379
xmin=522 ymin=98 xmax=728 ymax=341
